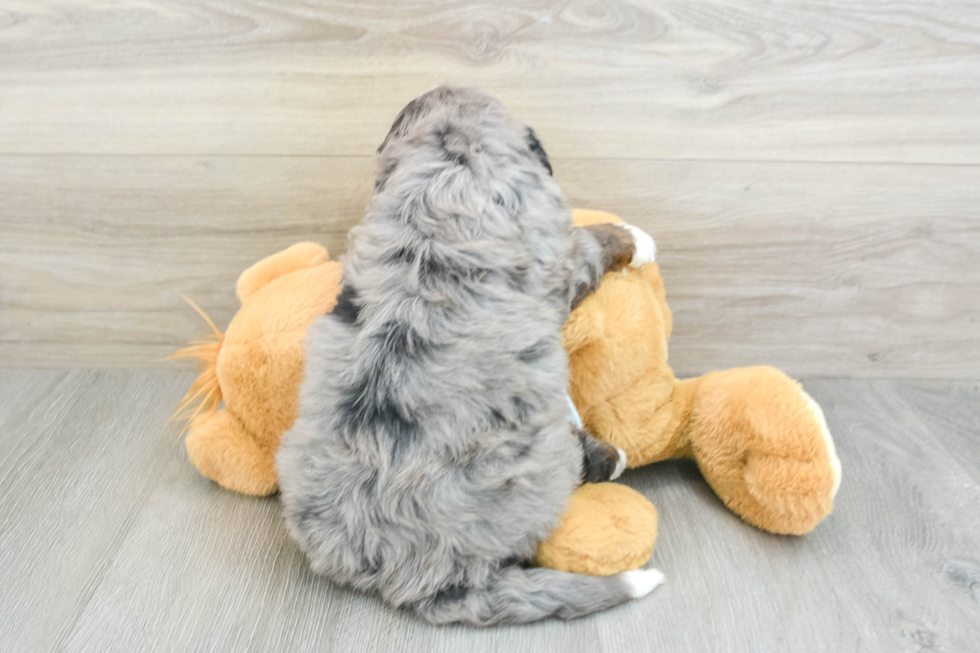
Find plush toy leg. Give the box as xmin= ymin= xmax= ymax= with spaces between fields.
xmin=185 ymin=409 xmax=278 ymax=496
xmin=535 ymin=483 xmax=658 ymax=576
xmin=686 ymin=367 xmax=842 ymax=535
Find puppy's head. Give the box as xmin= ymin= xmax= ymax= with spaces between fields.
xmin=375 ymin=86 xmax=552 ymax=191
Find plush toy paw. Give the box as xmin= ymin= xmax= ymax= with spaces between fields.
xmin=689 ymin=367 xmax=842 ymax=535
xmin=536 ymin=483 xmax=658 ymax=576
xmin=622 ymin=224 xmax=656 ymax=267
xmin=185 ymin=410 xmax=278 ymax=495
xmin=800 ymin=389 xmax=842 ymax=499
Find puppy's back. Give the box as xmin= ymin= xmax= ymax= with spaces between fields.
xmin=277 ymin=87 xmax=660 ymax=625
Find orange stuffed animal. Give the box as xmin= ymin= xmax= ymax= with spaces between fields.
xmin=562 ymin=210 xmax=841 ymax=536
xmin=173 ymin=209 xmax=840 ymax=577
xmin=171 ymin=242 xmax=343 ymax=495
xmin=172 ymin=233 xmax=656 ymax=576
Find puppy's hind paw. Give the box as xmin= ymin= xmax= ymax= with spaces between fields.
xmin=622 ymin=224 xmax=656 ymax=267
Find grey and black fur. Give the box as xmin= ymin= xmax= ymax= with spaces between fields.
xmin=276 ymin=86 xmax=662 ymax=627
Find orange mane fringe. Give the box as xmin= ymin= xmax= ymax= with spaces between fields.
xmin=167 ymin=295 xmax=225 ymax=431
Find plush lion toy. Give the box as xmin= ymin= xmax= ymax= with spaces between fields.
xmin=173 ymin=210 xmax=840 ymax=575
xmin=171 ymin=242 xmax=343 ymax=496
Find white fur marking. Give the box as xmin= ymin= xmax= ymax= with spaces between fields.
xmin=621 ymin=568 xmax=666 ymax=598
xmin=565 ymin=393 xmax=583 ymax=428
xmin=801 ymin=389 xmax=842 ymax=499
xmin=610 ymin=447 xmax=628 ymax=480
xmin=622 ymin=224 xmax=656 ymax=267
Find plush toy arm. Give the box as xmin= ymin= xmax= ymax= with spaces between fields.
xmin=236 ymin=242 xmax=330 ymax=303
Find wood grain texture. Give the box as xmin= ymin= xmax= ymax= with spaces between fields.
xmin=2 ymin=155 xmax=978 ymax=376
xmin=1 ymin=0 xmax=979 ymax=373
xmin=1 ymin=0 xmax=979 ymax=163
xmin=562 ymin=159 xmax=980 ymax=379
xmin=1 ymin=371 xmax=978 ymax=651
xmin=0 ymin=370 xmax=193 ymax=652
xmin=0 ymin=155 xmax=375 ymax=368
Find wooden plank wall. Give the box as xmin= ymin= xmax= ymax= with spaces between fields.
xmin=1 ymin=0 xmax=978 ymax=377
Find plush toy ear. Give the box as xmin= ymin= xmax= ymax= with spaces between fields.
xmin=570 ymin=208 xmax=625 ymax=228
xmin=236 ymin=242 xmax=329 ymax=303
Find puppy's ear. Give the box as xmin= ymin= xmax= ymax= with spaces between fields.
xmin=526 ymin=127 xmax=552 ymax=176
xmin=375 ymin=96 xmax=432 ymax=190
xmin=379 ymin=96 xmax=432 ymax=154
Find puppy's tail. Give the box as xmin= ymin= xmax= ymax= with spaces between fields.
xmin=411 ymin=565 xmax=664 ymax=627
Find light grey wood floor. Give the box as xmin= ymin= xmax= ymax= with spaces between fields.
xmin=2 ymin=0 xmax=979 ymax=376
xmin=2 ymin=370 xmax=978 ymax=652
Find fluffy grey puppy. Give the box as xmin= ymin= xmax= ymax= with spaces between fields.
xmin=276 ymin=86 xmax=661 ymax=627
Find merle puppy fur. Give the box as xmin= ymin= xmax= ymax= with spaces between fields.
xmin=276 ymin=86 xmax=661 ymax=627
